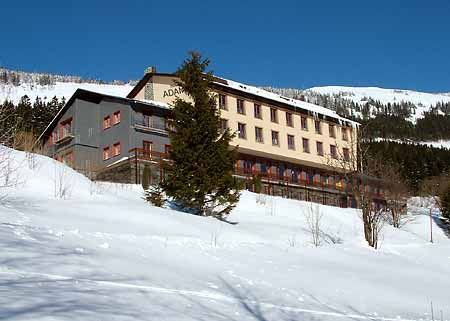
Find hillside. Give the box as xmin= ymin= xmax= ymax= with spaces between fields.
xmin=0 ymin=67 xmax=133 ymax=104
xmin=0 ymin=147 xmax=449 ymax=320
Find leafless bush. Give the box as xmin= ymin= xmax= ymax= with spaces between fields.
xmin=256 ymin=193 xmax=267 ymax=205
xmin=326 ymin=125 xmax=389 ymax=249
xmin=304 ymin=203 xmax=323 ymax=247
xmin=53 ymin=162 xmax=73 ymax=199
xmin=265 ymin=196 xmax=276 ymax=216
xmin=0 ymin=104 xmax=22 ymax=193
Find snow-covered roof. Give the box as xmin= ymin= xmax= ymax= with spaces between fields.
xmin=214 ymin=77 xmax=360 ymax=128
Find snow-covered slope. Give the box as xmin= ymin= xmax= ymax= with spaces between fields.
xmin=1 ymin=147 xmax=449 ymax=320
xmin=308 ymin=86 xmax=450 ymax=120
xmin=0 ymin=81 xmax=133 ymax=104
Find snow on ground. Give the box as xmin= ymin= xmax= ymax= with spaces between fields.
xmin=308 ymin=86 xmax=450 ymax=121
xmin=0 ymin=81 xmax=133 ymax=104
xmin=1 ymin=147 xmax=449 ymax=320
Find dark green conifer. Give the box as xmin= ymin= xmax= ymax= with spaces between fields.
xmin=162 ymin=52 xmax=241 ymax=219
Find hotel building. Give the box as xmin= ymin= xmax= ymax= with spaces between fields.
xmin=39 ymin=68 xmax=382 ymax=208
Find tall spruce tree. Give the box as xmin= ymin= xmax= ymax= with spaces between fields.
xmin=162 ymin=52 xmax=241 ymax=219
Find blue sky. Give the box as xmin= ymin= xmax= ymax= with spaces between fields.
xmin=1 ymin=0 xmax=450 ymax=92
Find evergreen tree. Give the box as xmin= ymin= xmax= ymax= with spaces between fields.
xmin=144 ymin=184 xmax=165 ymax=207
xmin=162 ymin=52 xmax=241 ymax=219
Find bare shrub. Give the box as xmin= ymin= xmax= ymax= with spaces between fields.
xmin=0 ymin=104 xmax=22 ymax=194
xmin=256 ymin=193 xmax=267 ymax=205
xmin=53 ymin=162 xmax=73 ymax=199
xmin=326 ymin=126 xmax=388 ymax=249
xmin=304 ymin=203 xmax=323 ymax=247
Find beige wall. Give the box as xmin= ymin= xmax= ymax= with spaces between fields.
xmin=135 ymin=74 xmax=357 ymax=170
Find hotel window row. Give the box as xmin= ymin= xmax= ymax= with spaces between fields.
xmin=228 ymin=120 xmax=350 ymax=161
xmin=218 ymin=93 xmax=349 ymax=140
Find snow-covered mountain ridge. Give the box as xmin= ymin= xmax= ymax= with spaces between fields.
xmin=0 ymin=67 xmax=134 ymax=104
xmin=2 ymin=67 xmax=450 ymax=122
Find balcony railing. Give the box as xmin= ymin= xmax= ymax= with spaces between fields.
xmin=134 ymin=120 xmax=168 ymax=133
xmin=54 ymin=130 xmax=74 ymax=144
xmin=129 ymin=148 xmax=169 ymax=162
xmin=127 ymin=149 xmax=385 ymax=198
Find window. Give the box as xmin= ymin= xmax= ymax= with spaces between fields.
xmin=143 ymin=113 xmax=152 ymax=128
xmin=287 ymin=135 xmax=295 ymax=150
xmin=342 ymin=128 xmax=348 ymax=141
xmin=219 ymin=94 xmax=227 ymax=110
xmin=220 ymin=119 xmax=228 ymax=133
xmin=343 ymin=147 xmax=350 ymax=161
xmin=329 ymin=124 xmax=335 ymax=138
xmin=102 ymin=146 xmax=110 ymax=160
xmin=112 ymin=111 xmax=121 ymax=125
xmin=286 ymin=112 xmax=293 ymax=127
xmin=112 ymin=142 xmax=121 ymax=156
xmin=254 ymin=103 xmax=262 ymax=119
xmin=59 ymin=117 xmax=73 ymax=139
xmin=271 ymin=131 xmax=279 ymax=146
xmin=301 ymin=116 xmax=308 ymax=131
xmin=330 ymin=145 xmax=337 ymax=159
xmin=302 ymin=138 xmax=310 ymax=153
xmin=316 ymin=141 xmax=324 ymax=156
xmin=103 ymin=116 xmax=111 ymax=130
xmin=237 ymin=99 xmax=245 ymax=114
xmin=238 ymin=122 xmax=246 ymax=139
xmin=143 ymin=141 xmax=153 ymax=158
xmin=314 ymin=120 xmax=321 ymax=134
xmin=270 ymin=108 xmax=278 ymax=123
xmin=255 ymin=127 xmax=263 ymax=143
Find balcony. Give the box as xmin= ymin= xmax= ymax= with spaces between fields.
xmin=54 ymin=130 xmax=74 ymax=144
xmin=134 ymin=120 xmax=168 ymax=135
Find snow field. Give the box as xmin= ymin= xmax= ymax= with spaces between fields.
xmin=0 ymin=147 xmax=449 ymax=320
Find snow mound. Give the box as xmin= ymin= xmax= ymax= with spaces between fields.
xmin=0 ymin=147 xmax=449 ymax=320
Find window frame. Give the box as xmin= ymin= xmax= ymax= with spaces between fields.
xmin=112 ymin=111 xmax=121 ymax=125
xmin=255 ymin=126 xmax=264 ymax=143
xmin=270 ymin=108 xmax=278 ymax=123
xmin=342 ymin=127 xmax=349 ymax=141
xmin=329 ymin=124 xmax=335 ymax=138
xmin=343 ymin=147 xmax=350 ymax=161
xmin=237 ymin=122 xmax=247 ymax=139
xmin=103 ymin=115 xmax=111 ymax=130
xmin=301 ymin=116 xmax=308 ymax=131
xmin=254 ymin=103 xmax=262 ymax=119
xmin=237 ymin=98 xmax=245 ymax=115
xmin=219 ymin=94 xmax=227 ymax=110
xmin=314 ymin=120 xmax=321 ymax=134
xmin=102 ymin=146 xmax=111 ymax=161
xmin=271 ymin=130 xmax=279 ymax=146
xmin=302 ymin=138 xmax=310 ymax=153
xmin=330 ymin=144 xmax=338 ymax=159
xmin=287 ymin=134 xmax=295 ymax=150
xmin=286 ymin=112 xmax=293 ymax=127
xmin=112 ymin=142 xmax=121 ymax=157
xmin=220 ymin=118 xmax=228 ymax=133
xmin=316 ymin=141 xmax=324 ymax=156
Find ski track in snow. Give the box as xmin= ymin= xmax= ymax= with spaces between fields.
xmin=0 ymin=269 xmax=427 ymax=321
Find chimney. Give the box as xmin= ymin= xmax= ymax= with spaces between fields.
xmin=144 ymin=66 xmax=157 ymax=75
xmin=299 ymin=94 xmax=306 ymax=102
